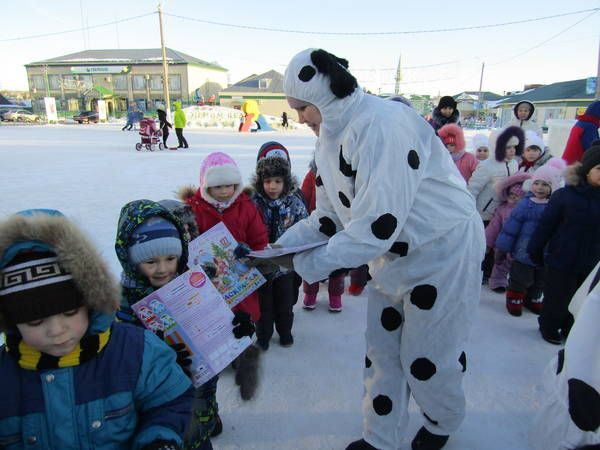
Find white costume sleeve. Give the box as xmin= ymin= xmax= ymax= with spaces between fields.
xmin=291 ymin=125 xmax=427 ymax=283
xmin=276 ymin=174 xmax=343 ymax=248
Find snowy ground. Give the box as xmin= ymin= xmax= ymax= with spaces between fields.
xmin=0 ymin=124 xmax=559 ymax=450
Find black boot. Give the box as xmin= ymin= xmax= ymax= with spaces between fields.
xmin=210 ymin=414 xmax=222 ymax=437
xmin=411 ymin=427 xmax=449 ymax=450
xmin=345 ymin=439 xmax=379 ymax=450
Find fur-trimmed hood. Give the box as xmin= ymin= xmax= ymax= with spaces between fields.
xmin=251 ymin=156 xmax=298 ymax=197
xmin=495 ymin=172 xmax=531 ymax=201
xmin=0 ymin=211 xmax=120 ymax=333
xmin=494 ymin=126 xmax=525 ymax=162
xmin=513 ymin=101 xmax=535 ymax=121
xmin=159 ymin=199 xmax=200 ymax=240
xmin=564 ymin=163 xmax=585 ymax=187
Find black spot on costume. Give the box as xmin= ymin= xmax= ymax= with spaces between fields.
xmin=389 ymin=242 xmax=409 ymax=256
xmin=318 ymin=216 xmax=337 ymax=237
xmin=380 ymin=307 xmax=403 ymax=331
xmin=372 ymin=395 xmax=393 ymax=416
xmin=410 ymin=285 xmax=438 ymax=310
xmin=298 ymin=65 xmax=316 ymax=82
xmin=339 ymin=191 xmax=351 ymax=208
xmin=371 ymin=214 xmax=398 ymax=240
xmin=408 ymin=150 xmax=420 ymax=170
xmin=411 ymin=358 xmax=437 ymax=381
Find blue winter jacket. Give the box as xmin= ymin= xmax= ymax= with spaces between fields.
xmin=527 ymin=181 xmax=600 ymax=275
xmin=0 ymin=314 xmax=194 ymax=450
xmin=496 ymin=195 xmax=547 ymax=266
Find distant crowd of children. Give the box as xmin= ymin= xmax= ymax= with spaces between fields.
xmin=1 ymin=96 xmax=598 ymax=449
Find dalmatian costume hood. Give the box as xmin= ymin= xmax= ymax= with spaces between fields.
xmin=279 ymin=49 xmax=485 ymax=450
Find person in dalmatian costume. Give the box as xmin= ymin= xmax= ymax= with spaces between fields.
xmin=271 ymin=48 xmax=485 ymax=450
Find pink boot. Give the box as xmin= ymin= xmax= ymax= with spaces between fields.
xmin=303 ymin=293 xmax=317 ymax=310
xmin=328 ymin=295 xmax=342 ymax=312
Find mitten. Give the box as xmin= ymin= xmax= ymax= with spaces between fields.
xmin=141 ymin=440 xmax=181 ymax=450
xmin=234 ymin=242 xmax=251 ymax=259
xmin=329 ymin=268 xmax=350 ymax=278
xmin=170 ymin=342 xmax=192 ymax=377
xmin=232 ymin=311 xmax=255 ymax=339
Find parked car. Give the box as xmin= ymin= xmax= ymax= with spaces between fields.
xmin=3 ymin=110 xmax=40 ymax=122
xmin=73 ymin=110 xmax=99 ymax=124
xmin=0 ymin=109 xmax=18 ymax=121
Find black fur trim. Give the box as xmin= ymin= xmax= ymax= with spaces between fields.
xmin=495 ymin=126 xmax=525 ymax=161
xmin=310 ymin=49 xmax=357 ymax=99
xmin=251 ymin=157 xmax=296 ymax=197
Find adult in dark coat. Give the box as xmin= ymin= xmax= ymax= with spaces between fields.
xmin=157 ymin=109 xmax=172 ymax=147
xmin=528 ymin=145 xmax=600 ymax=344
xmin=427 ymin=96 xmax=461 ymax=134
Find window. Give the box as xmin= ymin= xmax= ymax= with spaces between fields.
xmin=258 ymin=78 xmax=271 ymax=90
xmin=133 ymin=75 xmax=146 ymax=90
xmin=62 ymin=75 xmax=79 ymax=90
xmin=113 ymin=75 xmax=127 ymax=90
xmin=31 ymin=75 xmax=45 ymax=90
xmin=168 ymin=74 xmax=181 ymax=91
xmin=79 ymin=75 xmax=93 ymax=89
xmin=150 ymin=75 xmax=163 ymax=91
xmin=48 ymin=75 xmax=61 ymax=90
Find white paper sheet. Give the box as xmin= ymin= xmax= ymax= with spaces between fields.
xmin=247 ymin=240 xmax=328 ymax=258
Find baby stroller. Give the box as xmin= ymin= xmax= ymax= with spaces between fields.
xmin=135 ymin=117 xmax=164 ymax=151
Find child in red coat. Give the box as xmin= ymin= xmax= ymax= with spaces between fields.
xmin=179 ymin=151 xmax=268 ymax=401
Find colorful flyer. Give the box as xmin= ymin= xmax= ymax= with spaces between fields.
xmin=187 ymin=222 xmax=266 ymax=307
xmin=131 ymin=268 xmax=252 ymax=387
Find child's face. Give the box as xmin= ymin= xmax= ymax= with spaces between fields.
xmin=208 ymin=185 xmax=236 ymax=203
xmin=16 ymin=307 xmax=89 ymax=357
xmin=445 ymin=143 xmax=457 ymax=154
xmin=507 ymin=187 xmax=522 ymax=204
xmin=587 ymin=164 xmax=600 ymax=187
xmin=440 ymin=106 xmax=454 ymax=118
xmin=516 ymin=104 xmax=531 ymax=120
xmin=476 ymin=147 xmax=489 ymax=161
xmin=531 ymin=180 xmax=551 ymax=199
xmin=505 ymin=145 xmax=517 ymax=161
xmin=138 ymin=255 xmax=179 ymax=288
xmin=523 ymin=146 xmax=542 ymax=162
xmin=263 ymin=176 xmax=285 ymax=200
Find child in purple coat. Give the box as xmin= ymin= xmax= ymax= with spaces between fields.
xmin=497 ymin=158 xmax=566 ymax=316
xmin=484 ymin=172 xmax=531 ymax=292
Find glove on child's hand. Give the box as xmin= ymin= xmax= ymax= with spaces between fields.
xmin=170 ymin=342 xmax=192 ymax=377
xmin=234 ymin=242 xmax=251 ymax=259
xmin=141 ymin=439 xmax=181 ymax=450
xmin=232 ymin=311 xmax=255 ymax=339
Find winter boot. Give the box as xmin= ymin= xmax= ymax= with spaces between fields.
xmin=524 ymin=296 xmax=543 ymax=315
xmin=348 ymin=283 xmax=365 ymax=296
xmin=303 ymin=293 xmax=317 ymax=310
xmin=345 ymin=439 xmax=380 ymax=450
xmin=505 ymin=290 xmax=525 ymax=316
xmin=328 ymin=294 xmax=342 ymax=312
xmin=279 ymin=334 xmax=294 ymax=348
xmin=234 ymin=345 xmax=261 ymax=400
xmin=411 ymin=427 xmax=449 ymax=450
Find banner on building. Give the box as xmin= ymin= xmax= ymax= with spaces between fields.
xmin=97 ymin=100 xmax=107 ymax=122
xmin=70 ymin=66 xmax=130 ymax=74
xmin=44 ymin=97 xmax=58 ymax=123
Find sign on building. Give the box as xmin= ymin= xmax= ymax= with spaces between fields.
xmin=70 ymin=66 xmax=130 ymax=74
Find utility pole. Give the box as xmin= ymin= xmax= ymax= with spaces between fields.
xmin=477 ymin=62 xmax=485 ymax=120
xmin=394 ymin=54 xmax=402 ymax=95
xmin=158 ymin=2 xmax=171 ymax=119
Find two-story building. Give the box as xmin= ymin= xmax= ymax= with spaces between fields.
xmin=25 ymin=48 xmax=228 ymax=115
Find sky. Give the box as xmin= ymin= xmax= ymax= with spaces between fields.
xmin=1 ymin=0 xmax=599 ymax=96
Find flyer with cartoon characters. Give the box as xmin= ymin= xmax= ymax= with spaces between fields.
xmin=131 ymin=268 xmax=252 ymax=387
xmin=187 ymin=222 xmax=266 ymax=308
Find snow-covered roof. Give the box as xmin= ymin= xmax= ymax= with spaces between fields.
xmin=26 ymin=48 xmax=227 ymax=72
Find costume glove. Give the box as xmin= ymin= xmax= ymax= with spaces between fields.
xmin=234 ymin=242 xmax=251 ymax=259
xmin=232 ymin=311 xmax=255 ymax=339
xmin=141 ymin=440 xmax=181 ymax=450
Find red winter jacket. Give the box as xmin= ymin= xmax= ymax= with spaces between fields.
xmin=301 ymin=170 xmax=317 ymax=213
xmin=180 ymin=187 xmax=268 ymax=322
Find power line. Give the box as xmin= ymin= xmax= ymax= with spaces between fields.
xmin=163 ymin=8 xmax=599 ymax=36
xmin=0 ymin=12 xmax=155 ymax=42
xmin=489 ymin=9 xmax=599 ymax=65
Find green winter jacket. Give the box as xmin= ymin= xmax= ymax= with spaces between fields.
xmin=173 ymin=101 xmax=186 ymax=128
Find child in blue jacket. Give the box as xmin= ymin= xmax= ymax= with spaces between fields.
xmin=497 ymin=159 xmax=565 ymax=316
xmin=115 ymin=199 xmax=255 ymax=449
xmin=0 ymin=209 xmax=194 ymax=450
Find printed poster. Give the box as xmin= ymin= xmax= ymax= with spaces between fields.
xmin=44 ymin=97 xmax=58 ymax=123
xmin=188 ymin=222 xmax=266 ymax=308
xmin=132 ymin=268 xmax=251 ymax=387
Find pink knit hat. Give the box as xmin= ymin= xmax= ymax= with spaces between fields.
xmin=198 ymin=152 xmax=243 ymax=204
xmin=530 ymin=158 xmax=567 ymax=194
xmin=437 ymin=123 xmax=465 ymax=151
